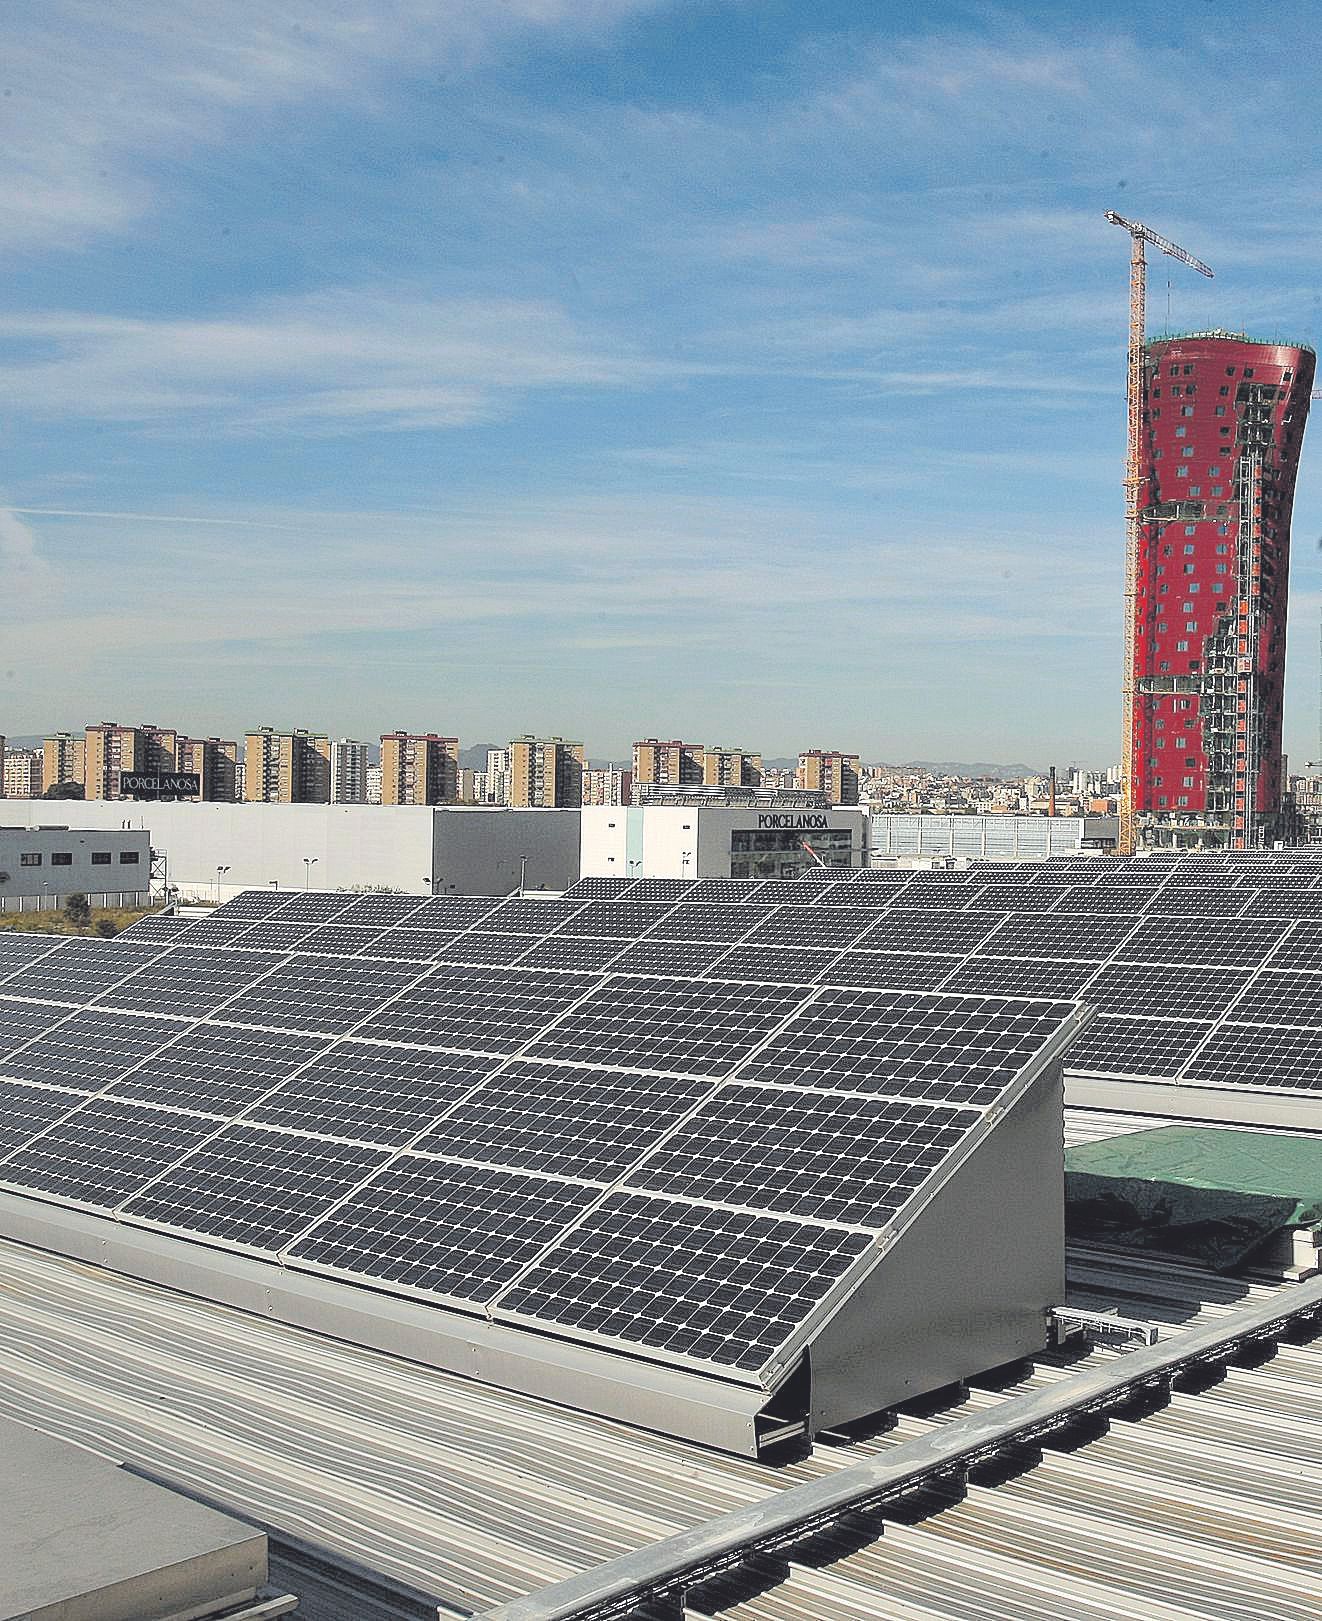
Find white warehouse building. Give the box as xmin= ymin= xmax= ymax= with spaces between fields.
xmin=580 ymin=804 xmax=868 ymax=880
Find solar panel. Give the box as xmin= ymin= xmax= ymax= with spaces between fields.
xmin=496 ymin=1192 xmax=873 ymax=1372
xmin=605 ymin=940 xmax=730 ymax=978
xmin=966 ymin=884 xmax=1062 ymax=913
xmin=121 ymin=1123 xmax=390 ymax=1251
xmin=1055 ymin=885 xmax=1160 ymax=914
xmin=1229 ymin=971 xmax=1322 ymax=1030
xmin=0 ymin=1098 xmax=217 ymax=1210
xmin=218 ymin=958 xmax=425 ymax=1035
xmin=0 ymin=935 xmax=69 ymax=979
xmin=0 ymin=1010 xmax=186 ymax=1091
xmin=1081 ymin=962 xmax=1253 ymax=1020
xmin=243 ymin=1042 xmax=501 ymax=1146
xmin=329 ymin=894 xmax=429 ymax=926
xmin=0 ymin=998 xmax=70 ymax=1059
xmin=93 ymin=947 xmax=288 ymax=1019
xmin=365 ymin=928 xmax=459 ymax=962
xmin=523 ymin=975 xmax=810 ymax=1076
xmin=1145 ymin=887 xmax=1252 ymax=917
xmin=974 ymin=914 xmax=1138 ymax=961
xmin=1183 ymin=1025 xmax=1321 ymax=1092
xmin=627 ymin=879 xmax=699 ymax=902
xmin=1268 ymin=924 xmax=1322 ymax=972
xmin=296 ymin=924 xmax=390 ymax=958
xmin=513 ymin=937 xmax=627 ymax=973
xmin=435 ymin=933 xmax=539 ymax=967
xmin=0 ymin=940 xmax=165 ymax=1005
xmin=684 ymin=879 xmax=765 ymax=903
xmin=174 ymin=917 xmax=277 ymax=947
xmin=644 ymin=904 xmax=761 ymax=944
xmin=222 ymin=921 xmax=318 ymax=953
xmin=741 ymin=906 xmax=879 ymax=951
xmin=470 ymin=898 xmax=586 ymax=934
xmin=413 ymin=1060 xmax=713 ymax=1181
xmin=561 ymin=877 xmax=635 ymax=899
xmin=0 ymin=1079 xmax=83 ymax=1155
xmin=816 ymin=951 xmax=963 ymax=991
xmin=264 ymin=893 xmax=358 ymax=924
xmin=1240 ymin=889 xmax=1322 ymax=919
xmin=372 ymin=966 xmax=599 ymax=1055
xmin=625 ymin=1085 xmax=978 ymax=1229
xmin=1064 ymin=1014 xmax=1214 ymax=1080
xmin=704 ymin=945 xmax=842 ymax=985
xmin=876 ymin=882 xmax=981 ymax=910
xmin=737 ymin=988 xmax=1074 ymax=1107
xmin=207 ymin=890 xmax=295 ymax=920
xmin=855 ymin=910 xmax=1004 ymax=954
xmin=813 ymin=884 xmax=896 ymax=909
xmin=556 ymin=901 xmax=678 ymax=938
xmin=1116 ymin=917 xmax=1290 ymax=968
xmin=745 ymin=880 xmax=834 ymax=904
xmin=287 ymin=1157 xmax=600 ymax=1303
xmin=105 ymin=1025 xmax=330 ymax=1117
xmin=406 ymin=897 xmax=503 ymax=930
xmin=937 ymin=957 xmax=1101 ymax=1000
xmin=116 ymin=915 xmax=196 ymax=943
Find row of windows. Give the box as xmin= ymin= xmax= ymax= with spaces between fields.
xmin=17 ymin=850 xmax=140 ymax=868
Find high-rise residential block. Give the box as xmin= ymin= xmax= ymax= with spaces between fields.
xmin=0 ymin=734 xmax=6 ymax=795
xmin=379 ymin=733 xmax=459 ymax=805
xmin=3 ymin=748 xmax=41 ymax=798
xmin=702 ymin=746 xmax=762 ymax=788
xmin=583 ymin=766 xmax=633 ymax=806
xmin=632 ymin=739 xmax=704 ymax=793
xmin=244 ymin=727 xmax=332 ymax=803
xmin=797 ymin=749 xmax=861 ymax=805
xmin=330 ymin=738 xmax=371 ymax=804
xmin=1132 ymin=333 xmax=1314 ymax=847
xmin=83 ymin=722 xmax=180 ymax=800
xmin=365 ymin=763 xmax=383 ymax=805
xmin=42 ymin=733 xmax=85 ymax=793
xmin=510 ymin=736 xmax=585 ymax=807
xmin=177 ymin=737 xmax=239 ymax=802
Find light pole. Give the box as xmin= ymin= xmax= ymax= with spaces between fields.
xmin=215 ymin=864 xmax=230 ymax=904
xmin=518 ymin=854 xmax=528 ymax=897
xmin=680 ymin=851 xmax=692 ymax=879
xmin=303 ymin=857 xmax=318 ymax=890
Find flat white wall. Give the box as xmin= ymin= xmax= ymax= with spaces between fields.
xmin=0 ymin=803 xmax=580 ymax=898
xmin=580 ymin=806 xmax=867 ymax=879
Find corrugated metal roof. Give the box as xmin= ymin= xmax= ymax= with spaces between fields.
xmin=0 ymin=1224 xmax=1318 ymax=1621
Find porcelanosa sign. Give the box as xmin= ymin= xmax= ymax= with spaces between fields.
xmin=755 ymin=814 xmax=830 ymax=830
xmin=119 ymin=773 xmax=201 ymax=799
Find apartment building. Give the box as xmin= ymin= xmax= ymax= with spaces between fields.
xmin=42 ymin=733 xmax=85 ymax=793
xmin=380 ymin=733 xmax=460 ymax=806
xmin=243 ymin=727 xmax=331 ymax=803
xmin=510 ymin=736 xmax=585 ymax=808
xmin=177 ymin=737 xmax=240 ymax=803
xmin=330 ymin=739 xmax=371 ymax=805
xmin=3 ymin=748 xmax=42 ymax=798
xmin=583 ymin=766 xmax=633 ymax=807
xmin=797 ymin=749 xmax=861 ymax=805
xmin=83 ymin=722 xmax=180 ymax=800
xmin=632 ymin=739 xmax=704 ymax=794
xmin=702 ymin=746 xmax=762 ymax=788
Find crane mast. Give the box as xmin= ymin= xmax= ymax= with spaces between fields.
xmin=1105 ymin=212 xmax=1214 ymax=854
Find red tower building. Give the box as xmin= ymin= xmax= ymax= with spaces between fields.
xmin=1131 ymin=332 xmax=1313 ymax=848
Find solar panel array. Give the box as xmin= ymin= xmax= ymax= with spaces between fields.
xmin=116 ymin=853 xmax=1322 ymax=1103
xmin=0 ymin=913 xmax=1078 ymax=1381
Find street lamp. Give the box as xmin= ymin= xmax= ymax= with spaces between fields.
xmin=215 ymin=864 xmax=230 ymax=904
xmin=518 ymin=854 xmax=528 ymax=897
xmin=303 ymin=857 xmax=318 ymax=890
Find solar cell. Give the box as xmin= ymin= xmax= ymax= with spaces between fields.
xmin=556 ymin=901 xmax=678 ymax=938
xmin=0 ymin=997 xmax=70 ymax=1059
xmin=244 ymin=1041 xmax=500 ymax=1146
xmin=644 ymin=904 xmax=761 ymax=944
xmin=738 ymin=988 xmax=1074 ymax=1107
xmin=93 ymin=947 xmax=288 ymax=1019
xmin=469 ymin=898 xmax=587 ymax=934
xmin=1063 ymin=1014 xmax=1214 ymax=1080
xmin=0 ymin=1010 xmax=185 ymax=1091
xmin=974 ymin=914 xmax=1138 ymax=961
xmin=219 ymin=958 xmax=424 ymax=1035
xmin=0 ymin=1098 xmax=216 ymax=1209
xmin=105 ymin=1025 xmax=330 ymax=1116
xmin=1081 ymin=962 xmax=1253 ymax=1020
xmin=816 ymin=951 xmax=963 ymax=991
xmin=414 ymin=1060 xmax=712 ymax=1180
xmin=497 ymin=1192 xmax=873 ymax=1373
xmin=0 ymin=940 xmax=165 ymax=1004
xmin=264 ymin=893 xmax=357 ymax=924
xmin=606 ymin=940 xmax=730 ymax=978
xmin=406 ymin=897 xmax=503 ymax=930
xmin=626 ymin=1085 xmax=978 ymax=1228
xmin=1183 ymin=1025 xmax=1321 ymax=1092
xmin=514 ymin=937 xmax=628 ymax=973
xmin=1117 ymin=917 xmax=1290 ymax=968
xmin=524 ymin=975 xmax=810 ymax=1076
xmin=937 ymin=957 xmax=1100 ymax=1000
xmin=0 ymin=1079 xmax=83 ymax=1156
xmin=855 ymin=910 xmax=1003 ymax=955
xmin=295 ymin=924 xmax=390 ymax=957
xmin=1229 ymin=971 xmax=1322 ymax=1030
xmin=704 ymin=945 xmax=842 ymax=985
xmin=741 ymin=906 xmax=879 ymax=950
xmin=122 ymin=1123 xmax=389 ymax=1250
xmin=287 ymin=1157 xmax=599 ymax=1302
xmin=373 ymin=966 xmax=599 ymax=1054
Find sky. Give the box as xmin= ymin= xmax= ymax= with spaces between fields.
xmin=2 ymin=1 xmax=1321 ymax=768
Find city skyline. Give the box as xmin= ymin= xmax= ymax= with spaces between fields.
xmin=2 ymin=3 xmax=1321 ymax=765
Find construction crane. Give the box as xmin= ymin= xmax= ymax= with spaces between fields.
xmin=1105 ymin=212 xmax=1214 ymax=854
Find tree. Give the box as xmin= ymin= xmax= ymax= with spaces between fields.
xmin=63 ymin=893 xmax=91 ymax=929
xmin=93 ymin=918 xmax=119 ymax=938
xmin=43 ymin=781 xmax=84 ymax=800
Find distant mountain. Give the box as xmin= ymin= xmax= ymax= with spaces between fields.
xmin=458 ymin=743 xmax=506 ymax=770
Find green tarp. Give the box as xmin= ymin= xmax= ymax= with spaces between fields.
xmin=1065 ymin=1125 xmax=1322 ymax=1272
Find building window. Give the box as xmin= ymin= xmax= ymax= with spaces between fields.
xmin=119 ymin=851 xmax=141 ymax=864
xmin=1178 ymin=796 xmax=1190 ymax=807
xmin=1185 ymin=621 xmax=1197 ymax=632
xmin=19 ymin=853 xmax=41 ymax=867
xmin=1176 ymin=640 xmax=1190 ymax=651
xmin=1182 ymin=405 xmax=1194 ymax=417
xmin=1181 ymin=446 xmax=1195 ymax=457
xmin=1183 ymin=542 xmax=1195 ymax=553
xmin=1184 ymin=563 xmax=1195 ymax=574
xmin=1213 ymin=584 xmax=1225 ymax=594
xmin=91 ymin=852 xmax=111 ymax=865
xmin=1176 ymin=466 xmax=1188 ymax=477
xmin=50 ymin=852 xmax=73 ymax=866
xmin=1176 ymin=426 xmax=1187 ymax=438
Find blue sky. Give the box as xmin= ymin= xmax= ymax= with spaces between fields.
xmin=3 ymin=1 xmax=1320 ymax=767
